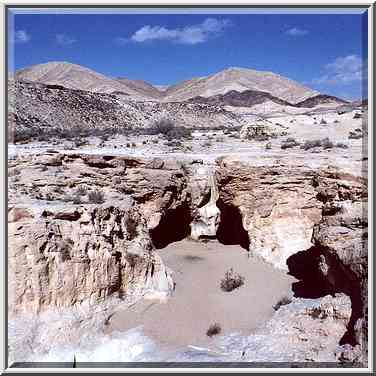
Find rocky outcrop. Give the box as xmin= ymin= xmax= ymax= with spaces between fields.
xmin=8 ymin=152 xmax=368 ymax=364
xmin=215 ymin=158 xmax=323 ymax=268
xmin=190 ymin=171 xmax=220 ymax=240
xmin=287 ymin=171 xmax=368 ymax=364
xmin=239 ymin=121 xmax=287 ymax=140
xmin=242 ymin=293 xmax=352 ymax=363
xmin=8 ymin=205 xmax=173 ymax=313
xmin=8 ymin=153 xmax=192 ymax=312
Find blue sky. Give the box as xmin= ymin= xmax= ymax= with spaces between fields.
xmin=9 ymin=9 xmax=368 ymax=100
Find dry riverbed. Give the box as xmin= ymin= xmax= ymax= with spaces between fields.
xmin=106 ymin=239 xmax=297 ymax=351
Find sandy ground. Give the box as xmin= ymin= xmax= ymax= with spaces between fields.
xmin=9 ymin=109 xmax=367 ymax=177
xmin=106 ymin=239 xmax=296 ymax=350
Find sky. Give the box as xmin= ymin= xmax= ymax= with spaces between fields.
xmin=8 ymin=9 xmax=368 ymax=100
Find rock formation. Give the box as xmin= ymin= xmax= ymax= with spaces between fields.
xmin=8 ymin=151 xmax=368 ymax=365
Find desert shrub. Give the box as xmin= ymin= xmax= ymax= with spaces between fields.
xmin=8 ymin=167 xmax=21 ymax=177
xmin=166 ymin=126 xmax=191 ymax=141
xmin=273 ymin=296 xmax=292 ymax=311
xmin=74 ymin=138 xmax=88 ymax=148
xmin=265 ymin=142 xmax=272 ymax=150
xmin=301 ymin=139 xmax=322 ymax=150
xmin=151 ymin=118 xmax=175 ymax=135
xmin=353 ymin=112 xmax=362 ymax=119
xmin=132 ymin=143 xmax=137 ymax=147
xmin=206 ymin=323 xmax=221 ymax=337
xmin=75 ymin=186 xmax=87 ymax=196
xmin=220 ymin=268 xmax=245 ymax=292
xmin=334 ymin=120 xmax=340 ymax=124
xmin=348 ymin=129 xmax=363 ymax=139
xmin=336 ymin=142 xmax=349 ymax=149
xmin=88 ymin=189 xmax=105 ymax=204
xmin=72 ymin=194 xmax=84 ymax=204
xmin=202 ymin=141 xmax=212 ymax=148
xmin=152 ymin=139 xmax=159 ymax=144
xmin=166 ymin=140 xmax=183 ymax=148
xmin=320 ymin=118 xmax=327 ymax=125
xmin=142 ymin=140 xmax=147 ymax=145
xmin=126 ymin=143 xmax=131 ymax=147
xmin=141 ymin=118 xmax=192 ymax=141
xmin=9 ymin=127 xmax=40 ymax=143
xmin=216 ymin=137 xmax=225 ymax=142
xmin=322 ymin=137 xmax=334 ymax=149
xmin=281 ymin=137 xmax=300 ymax=149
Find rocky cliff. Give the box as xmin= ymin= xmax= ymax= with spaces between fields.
xmin=8 ymin=152 xmax=367 ymax=364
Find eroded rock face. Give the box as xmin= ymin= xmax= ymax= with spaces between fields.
xmin=310 ymin=172 xmax=367 ymax=364
xmin=190 ymin=171 xmax=220 ymax=240
xmin=242 ymin=293 xmax=352 ymax=363
xmin=8 ymin=205 xmax=173 ymax=313
xmin=8 ymin=152 xmax=368 ymax=364
xmin=216 ymin=158 xmax=323 ymax=269
xmin=8 ymin=153 xmax=191 ymax=313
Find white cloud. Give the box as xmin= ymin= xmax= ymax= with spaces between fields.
xmin=128 ymin=18 xmax=231 ymax=45
xmin=285 ymin=27 xmax=308 ymax=37
xmin=15 ymin=30 xmax=31 ymax=43
xmin=313 ymin=55 xmax=367 ymax=85
xmin=56 ymin=34 xmax=77 ymax=46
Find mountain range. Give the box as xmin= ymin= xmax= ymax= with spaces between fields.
xmin=14 ymin=61 xmax=346 ymax=107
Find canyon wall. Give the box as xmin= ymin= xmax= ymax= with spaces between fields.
xmin=8 ymin=152 xmax=367 ymax=362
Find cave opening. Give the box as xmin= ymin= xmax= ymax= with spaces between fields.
xmin=216 ymin=199 xmax=250 ymax=251
xmin=150 ymin=203 xmax=193 ymax=249
xmin=286 ymin=246 xmax=363 ymax=347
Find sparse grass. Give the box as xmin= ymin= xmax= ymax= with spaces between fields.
xmin=336 ymin=142 xmax=349 ymax=149
xmin=75 ymin=186 xmax=88 ymax=196
xmin=88 ymin=189 xmax=104 ymax=204
xmin=8 ymin=167 xmax=21 ymax=177
xmin=151 ymin=118 xmax=174 ymax=135
xmin=273 ymin=296 xmax=292 ymax=311
xmin=206 ymin=323 xmax=221 ymax=337
xmin=202 ymin=141 xmax=213 ymax=148
xmin=300 ymin=137 xmax=334 ymax=151
xmin=72 ymin=194 xmax=84 ymax=205
xmin=281 ymin=137 xmax=300 ymax=149
xmin=220 ymin=268 xmax=245 ymax=292
xmin=301 ymin=139 xmax=322 ymax=150
xmin=166 ymin=140 xmax=183 ymax=148
xmin=143 ymin=118 xmax=192 ymax=141
xmin=348 ymin=129 xmax=363 ymax=139
xmin=322 ymin=138 xmax=334 ymax=149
